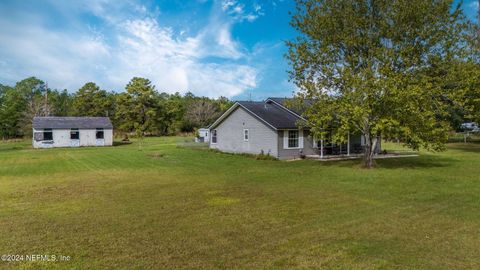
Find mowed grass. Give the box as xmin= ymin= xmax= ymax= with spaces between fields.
xmin=0 ymin=138 xmax=480 ymax=269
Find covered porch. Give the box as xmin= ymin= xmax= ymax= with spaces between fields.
xmin=310 ymin=132 xmax=380 ymax=159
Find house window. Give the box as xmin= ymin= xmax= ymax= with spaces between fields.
xmin=43 ymin=129 xmax=53 ymax=141
xmin=288 ymin=130 xmax=299 ymax=148
xmin=96 ymin=128 xmax=104 ymax=139
xmin=70 ymin=129 xmax=79 ymax=140
xmin=244 ymin=129 xmax=249 ymax=141
xmin=212 ymin=130 xmax=217 ymax=143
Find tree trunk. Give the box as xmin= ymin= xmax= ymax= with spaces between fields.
xmin=363 ymin=133 xmax=378 ymax=168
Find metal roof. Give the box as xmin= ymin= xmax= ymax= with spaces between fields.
xmin=33 ymin=117 xmax=113 ymax=129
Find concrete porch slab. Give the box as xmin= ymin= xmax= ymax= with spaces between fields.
xmin=305 ymin=153 xmax=418 ymax=161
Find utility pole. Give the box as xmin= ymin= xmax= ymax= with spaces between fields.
xmin=44 ymin=82 xmax=50 ymax=116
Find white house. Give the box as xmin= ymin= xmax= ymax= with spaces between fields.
xmin=208 ymin=98 xmax=381 ymax=160
xmin=32 ymin=117 xmax=113 ymax=148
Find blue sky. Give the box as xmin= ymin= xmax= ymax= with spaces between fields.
xmin=0 ymin=0 xmax=478 ymax=100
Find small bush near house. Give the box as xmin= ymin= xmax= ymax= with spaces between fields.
xmin=255 ymin=150 xmax=277 ymax=161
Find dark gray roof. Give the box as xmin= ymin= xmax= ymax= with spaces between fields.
xmin=33 ymin=117 xmax=113 ymax=129
xmin=238 ymin=101 xmax=303 ymax=129
xmin=267 ymin=97 xmax=313 ymax=116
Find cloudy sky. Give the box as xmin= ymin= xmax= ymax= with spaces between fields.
xmin=0 ymin=0 xmax=478 ymax=100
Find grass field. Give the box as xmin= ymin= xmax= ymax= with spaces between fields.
xmin=1 ymin=137 xmax=480 ymax=269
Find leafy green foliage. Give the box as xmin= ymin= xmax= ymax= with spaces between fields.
xmin=0 ymin=84 xmax=23 ymax=138
xmin=49 ymin=89 xmax=74 ymax=117
xmin=73 ymin=82 xmax=115 ymax=117
xmin=286 ymin=0 xmax=476 ymax=167
xmin=116 ymin=77 xmax=158 ymax=138
xmin=0 ymin=77 xmax=47 ymax=138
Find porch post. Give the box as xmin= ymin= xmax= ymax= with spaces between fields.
xmin=320 ymin=138 xmax=324 ymax=159
xmin=347 ymin=132 xmax=350 ymax=156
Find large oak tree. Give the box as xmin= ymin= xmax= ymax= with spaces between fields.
xmin=286 ymin=0 xmax=476 ymax=167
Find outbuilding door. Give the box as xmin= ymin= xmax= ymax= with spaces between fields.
xmin=70 ymin=129 xmax=80 ymax=147
xmin=95 ymin=128 xmax=105 ymax=146
xmin=96 ymin=139 xmax=105 ymax=146
xmin=70 ymin=139 xmax=80 ymax=147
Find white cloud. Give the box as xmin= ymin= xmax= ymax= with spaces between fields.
xmin=0 ymin=0 xmax=259 ymax=98
xmin=221 ymin=0 xmax=236 ymax=11
xmin=110 ymin=18 xmax=255 ymax=96
xmin=220 ymin=0 xmax=263 ymax=22
xmin=0 ymin=15 xmax=110 ymax=89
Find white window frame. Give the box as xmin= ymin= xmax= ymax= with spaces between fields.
xmin=283 ymin=129 xmax=303 ymax=149
xmin=96 ymin=128 xmax=104 ymax=139
xmin=211 ymin=129 xmax=217 ymax=144
xmin=288 ymin=130 xmax=299 ymax=148
xmin=43 ymin=128 xmax=53 ymax=142
xmin=243 ymin=129 xmax=249 ymax=142
xmin=70 ymin=128 xmax=80 ymax=140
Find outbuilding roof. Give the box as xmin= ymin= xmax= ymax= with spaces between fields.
xmin=33 ymin=117 xmax=113 ymax=129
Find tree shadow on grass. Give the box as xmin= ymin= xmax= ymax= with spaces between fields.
xmin=375 ymin=155 xmax=457 ymax=169
xmin=317 ymin=154 xmax=456 ymax=169
xmin=446 ymin=142 xmax=480 ymax=154
xmin=113 ymin=141 xmax=132 ymax=147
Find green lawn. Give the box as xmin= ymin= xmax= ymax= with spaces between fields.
xmin=1 ymin=137 xmax=480 ymax=269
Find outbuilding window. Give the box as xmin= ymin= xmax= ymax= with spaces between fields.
xmin=244 ymin=129 xmax=249 ymax=141
xmin=43 ymin=129 xmax=53 ymax=141
xmin=288 ymin=130 xmax=299 ymax=148
xmin=34 ymin=132 xmax=43 ymax=141
xmin=212 ymin=130 xmax=217 ymax=143
xmin=96 ymin=128 xmax=104 ymax=139
xmin=70 ymin=129 xmax=79 ymax=140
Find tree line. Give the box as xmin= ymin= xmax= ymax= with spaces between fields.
xmin=0 ymin=77 xmax=232 ymax=139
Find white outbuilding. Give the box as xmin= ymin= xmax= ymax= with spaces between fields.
xmin=195 ymin=128 xmax=210 ymax=143
xmin=32 ymin=117 xmax=113 ymax=148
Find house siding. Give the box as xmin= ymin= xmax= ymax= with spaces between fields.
xmin=78 ymin=129 xmax=113 ymax=147
xmin=277 ymin=129 xmax=317 ymax=160
xmin=210 ymin=106 xmax=278 ymax=157
xmin=32 ymin=128 xmax=113 ymax=148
